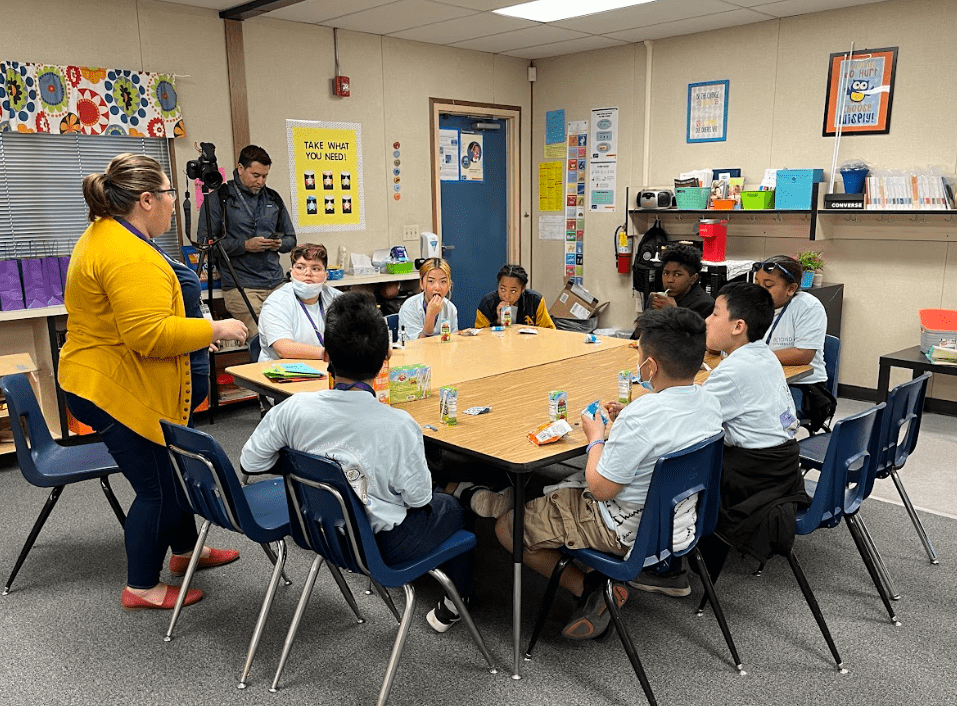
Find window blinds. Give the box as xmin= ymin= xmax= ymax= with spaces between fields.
xmin=0 ymin=133 xmax=178 ymax=259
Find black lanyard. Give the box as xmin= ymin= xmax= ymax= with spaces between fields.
xmin=765 ymin=298 xmax=793 ymax=344
xmin=233 ymin=183 xmax=264 ymax=228
xmin=297 ymin=297 xmax=326 ymax=346
xmin=333 ymin=381 xmax=376 ymax=397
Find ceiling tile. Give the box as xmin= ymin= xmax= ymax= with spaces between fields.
xmin=451 ymin=24 xmax=587 ymax=53
xmin=552 ymin=0 xmax=738 ymax=34
xmin=606 ymin=7 xmax=772 ymax=43
xmin=504 ymin=34 xmax=628 ymax=59
xmin=749 ymin=0 xmax=888 ymax=18
xmin=435 ymin=0 xmax=524 ymax=9
xmin=390 ymin=12 xmax=537 ymax=44
xmin=262 ymin=0 xmax=396 ymax=24
xmin=158 ymin=0 xmax=237 ymax=10
xmin=326 ymin=0 xmax=475 ymax=34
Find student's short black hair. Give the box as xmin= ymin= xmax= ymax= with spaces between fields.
xmin=238 ymin=144 xmax=272 ymax=168
xmin=660 ymin=243 xmax=703 ymax=275
xmin=324 ymin=291 xmax=389 ymax=381
xmin=637 ymin=307 xmax=706 ymax=379
xmin=497 ymin=263 xmax=528 ymax=286
xmin=716 ymin=282 xmax=774 ymax=342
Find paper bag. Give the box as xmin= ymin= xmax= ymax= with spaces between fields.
xmin=0 ymin=259 xmax=25 ymax=311
xmin=21 ymin=257 xmax=64 ymax=309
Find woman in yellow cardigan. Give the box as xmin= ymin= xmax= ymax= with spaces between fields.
xmin=59 ymin=154 xmax=247 ymax=611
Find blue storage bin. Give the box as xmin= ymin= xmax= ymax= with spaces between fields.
xmin=776 ymin=169 xmax=825 ymax=210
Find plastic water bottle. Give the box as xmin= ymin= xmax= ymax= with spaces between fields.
xmin=400 ymin=325 xmax=407 ymax=348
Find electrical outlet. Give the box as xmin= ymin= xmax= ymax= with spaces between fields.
xmin=403 ymin=225 xmax=419 ymax=242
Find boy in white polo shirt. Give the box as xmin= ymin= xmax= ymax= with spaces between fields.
xmin=698 ymin=282 xmax=810 ymax=580
xmin=491 ymin=307 xmax=722 ymax=640
xmin=240 ymin=291 xmax=473 ymax=633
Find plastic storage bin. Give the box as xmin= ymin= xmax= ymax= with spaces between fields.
xmin=712 ymin=198 xmax=735 ymax=210
xmin=740 ymin=190 xmax=775 ymax=209
xmin=841 ymin=168 xmax=868 ymax=194
xmin=776 ymin=169 xmax=824 ymax=210
xmin=675 ymin=187 xmax=710 ymax=209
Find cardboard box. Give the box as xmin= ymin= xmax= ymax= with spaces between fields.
xmin=549 ymin=280 xmax=604 ymax=321
xmin=389 ymin=364 xmax=431 ymax=403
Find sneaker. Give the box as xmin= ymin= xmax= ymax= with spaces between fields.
xmin=469 ymin=486 xmax=514 ymax=518
xmin=562 ymin=582 xmax=628 ymax=640
xmin=426 ymin=596 xmax=463 ymax=633
xmin=628 ymin=569 xmax=691 ymax=597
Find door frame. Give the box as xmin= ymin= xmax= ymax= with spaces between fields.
xmin=429 ymin=98 xmax=521 ymax=265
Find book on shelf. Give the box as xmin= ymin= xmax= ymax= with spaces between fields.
xmin=865 ymin=173 xmax=953 ymax=210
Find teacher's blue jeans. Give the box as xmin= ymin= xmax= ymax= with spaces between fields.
xmin=65 ymin=392 xmax=199 ymax=589
xmin=375 ymin=492 xmax=474 ymax=598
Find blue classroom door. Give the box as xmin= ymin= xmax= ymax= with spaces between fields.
xmin=439 ymin=114 xmax=508 ymax=329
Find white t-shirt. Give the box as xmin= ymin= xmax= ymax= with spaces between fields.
xmin=257 ymin=282 xmax=342 ymax=361
xmin=240 ymin=389 xmax=432 ymax=532
xmin=703 ymin=340 xmax=799 ymax=449
xmin=398 ymin=292 xmax=459 ymax=340
xmin=596 ymin=384 xmax=723 ymax=546
xmin=766 ymin=291 xmax=827 ymax=384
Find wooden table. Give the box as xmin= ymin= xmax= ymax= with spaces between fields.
xmin=227 ymin=335 xmax=811 ymax=678
xmin=226 ymin=326 xmax=633 ymax=400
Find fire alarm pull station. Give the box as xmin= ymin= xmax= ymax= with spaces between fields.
xmin=334 ymin=75 xmax=350 ymax=97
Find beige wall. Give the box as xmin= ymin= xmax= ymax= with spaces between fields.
xmin=531 ymin=0 xmax=957 ymax=399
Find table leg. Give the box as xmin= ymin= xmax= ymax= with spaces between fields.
xmin=876 ymin=358 xmax=891 ymax=402
xmin=511 ymin=473 xmax=524 ymax=680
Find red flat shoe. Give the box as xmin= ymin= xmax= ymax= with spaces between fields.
xmin=122 ymin=585 xmax=204 ymax=612
xmin=169 ymin=547 xmax=240 ymax=577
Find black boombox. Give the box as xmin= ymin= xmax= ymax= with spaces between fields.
xmin=637 ymin=189 xmax=675 ymax=210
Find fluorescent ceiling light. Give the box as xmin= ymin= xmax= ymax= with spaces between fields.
xmin=494 ymin=0 xmax=656 ymax=23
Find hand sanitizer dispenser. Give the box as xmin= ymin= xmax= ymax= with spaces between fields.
xmin=420 ymin=231 xmax=440 ymax=260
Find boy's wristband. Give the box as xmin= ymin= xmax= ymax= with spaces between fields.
xmin=585 ymin=439 xmax=605 ymax=454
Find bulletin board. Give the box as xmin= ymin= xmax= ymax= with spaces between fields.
xmin=286 ymin=119 xmax=365 ymax=232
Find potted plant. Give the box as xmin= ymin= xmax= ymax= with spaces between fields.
xmin=796 ymin=250 xmax=825 ymax=288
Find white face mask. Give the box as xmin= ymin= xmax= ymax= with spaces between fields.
xmin=635 ymin=357 xmax=655 ymax=391
xmin=291 ymin=278 xmax=324 ymax=300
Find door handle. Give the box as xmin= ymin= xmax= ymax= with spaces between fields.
xmin=441 ymin=245 xmax=455 ymax=252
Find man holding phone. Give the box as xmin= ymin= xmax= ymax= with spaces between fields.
xmin=198 ymin=144 xmax=297 ymax=336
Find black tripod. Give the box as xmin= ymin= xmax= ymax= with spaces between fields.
xmin=182 ymin=181 xmax=259 ymax=423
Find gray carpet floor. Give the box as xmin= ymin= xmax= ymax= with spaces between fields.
xmin=1 ymin=399 xmax=955 ymax=706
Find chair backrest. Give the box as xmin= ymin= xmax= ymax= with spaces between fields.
xmin=0 ymin=373 xmax=57 ymax=485
xmin=823 ymin=335 xmax=841 ymax=398
xmin=797 ymin=403 xmax=883 ymax=533
xmin=875 ymin=372 xmax=930 ymax=476
xmin=248 ymin=333 xmax=262 ymax=363
xmin=385 ymin=314 xmax=399 ymax=343
xmin=280 ymin=447 xmax=405 ymax=588
xmin=160 ymin=419 xmax=259 ymax=535
xmin=625 ymin=432 xmax=725 ymax=572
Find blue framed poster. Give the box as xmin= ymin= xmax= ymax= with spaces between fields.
xmin=687 ymin=80 xmax=729 ymax=143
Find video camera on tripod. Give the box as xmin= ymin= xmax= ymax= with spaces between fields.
xmin=186 ymin=142 xmax=224 ymax=191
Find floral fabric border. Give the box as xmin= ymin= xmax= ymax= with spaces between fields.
xmin=0 ymin=61 xmax=186 ymax=138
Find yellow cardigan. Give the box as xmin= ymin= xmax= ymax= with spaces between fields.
xmin=58 ymin=218 xmax=213 ymax=445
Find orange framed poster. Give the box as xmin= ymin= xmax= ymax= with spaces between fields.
xmin=822 ymin=47 xmax=897 ymax=137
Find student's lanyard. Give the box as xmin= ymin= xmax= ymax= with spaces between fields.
xmin=333 ymin=381 xmax=376 ymax=397
xmin=234 ymin=184 xmax=264 ymax=229
xmin=765 ymin=298 xmax=793 ymax=344
xmin=297 ymin=297 xmax=326 ymax=346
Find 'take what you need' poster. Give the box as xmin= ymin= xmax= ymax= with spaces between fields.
xmin=286 ymin=119 xmax=365 ymax=232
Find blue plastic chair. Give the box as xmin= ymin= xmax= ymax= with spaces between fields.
xmin=524 ymin=433 xmax=741 ymax=706
xmin=385 ymin=313 xmax=399 ymax=344
xmin=160 ymin=420 xmax=299 ymax=689
xmin=272 ymin=448 xmax=497 ymax=706
xmin=247 ymin=333 xmax=261 ymax=363
xmin=1 ymin=373 xmax=126 ymax=595
xmin=796 ymin=334 xmax=840 ymax=432
xmin=800 ymin=372 xmax=936 ymax=564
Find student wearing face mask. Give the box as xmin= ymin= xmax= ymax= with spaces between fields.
xmin=256 ymin=243 xmax=342 ymax=361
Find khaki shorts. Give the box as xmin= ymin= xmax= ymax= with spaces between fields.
xmin=522 ymin=488 xmax=627 ymax=556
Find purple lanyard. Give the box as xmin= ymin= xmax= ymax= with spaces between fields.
xmin=297 ymin=297 xmax=326 ymax=346
xmin=118 ymin=218 xmax=172 ymax=261
xmin=333 ymin=381 xmax=376 ymax=397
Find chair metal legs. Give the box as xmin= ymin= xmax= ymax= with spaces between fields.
xmin=3 ymin=485 xmax=65 ymax=595
xmin=165 ymin=520 xmax=212 ymax=642
xmin=785 ymin=550 xmax=846 ymax=672
xmin=259 ymin=542 xmax=292 ymax=586
xmin=428 ymin=567 xmax=497 ymax=674
xmin=270 ymin=554 xmax=325 ymax=694
xmin=371 ymin=579 xmax=402 ymax=623
xmin=844 ymin=515 xmax=901 ymax=626
xmin=603 ymin=578 xmax=658 ymax=706
xmin=377 ymin=583 xmax=417 ymax=706
xmin=99 ymin=476 xmax=127 ymax=527
xmin=856 ymin=515 xmax=899 ymax=600
xmin=523 ymin=554 xmax=570 ymax=658
xmin=325 ymin=562 xmax=365 ymax=624
xmin=889 ymin=468 xmax=939 ymax=564
xmin=688 ymin=548 xmax=745 ymax=674
xmin=238 ymin=539 xmax=289 ymax=688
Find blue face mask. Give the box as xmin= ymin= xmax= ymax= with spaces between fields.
xmin=635 ymin=357 xmax=655 ymax=391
